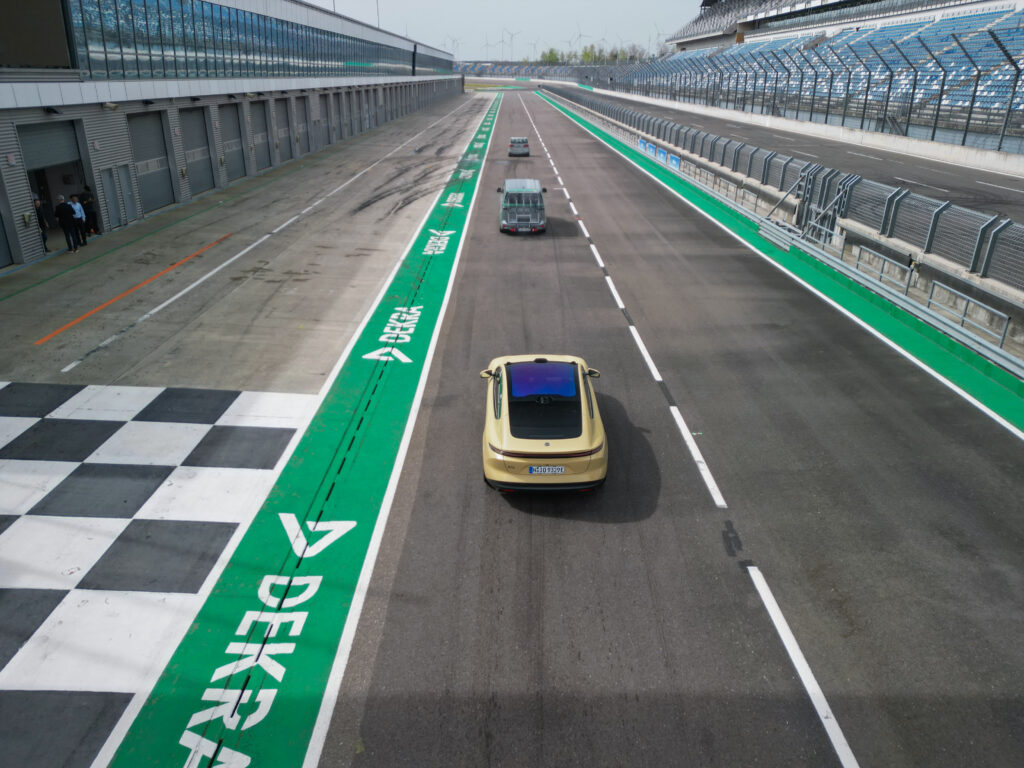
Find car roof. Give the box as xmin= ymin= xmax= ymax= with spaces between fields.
xmin=503 ymin=178 xmax=542 ymax=193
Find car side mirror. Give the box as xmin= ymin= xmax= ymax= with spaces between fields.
xmin=496 ymin=187 xmax=503 ymax=193
xmin=587 ymin=368 xmax=600 ymax=378
xmin=542 ymin=188 xmax=547 ymax=193
xmin=480 ymin=369 xmax=492 ymax=379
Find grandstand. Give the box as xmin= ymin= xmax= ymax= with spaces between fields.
xmin=459 ymin=0 xmax=1024 ymax=154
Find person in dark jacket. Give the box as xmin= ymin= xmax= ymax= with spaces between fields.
xmin=53 ymin=195 xmax=79 ymax=253
xmin=34 ymin=198 xmax=50 ymax=252
xmin=80 ymin=185 xmax=99 ymax=235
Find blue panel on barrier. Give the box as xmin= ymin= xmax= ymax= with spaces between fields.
xmin=638 ymin=139 xmax=647 ymax=150
xmin=669 ymin=154 xmax=681 ymax=170
xmin=647 ymin=143 xmax=657 ymax=157
xmin=657 ymin=148 xmax=668 ymax=163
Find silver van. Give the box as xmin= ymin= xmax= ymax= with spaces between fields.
xmin=498 ymin=179 xmax=547 ymax=234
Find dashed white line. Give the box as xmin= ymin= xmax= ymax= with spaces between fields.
xmin=590 ymin=243 xmax=605 ymax=268
xmin=562 ymin=188 xmax=571 ymax=199
xmin=793 ymin=150 xmax=819 ymax=159
xmin=569 ymin=202 xmax=578 ymax=216
xmin=557 ymin=176 xmax=563 ymax=185
xmin=552 ymin=165 xmax=559 ymax=175
xmin=538 ymin=91 xmax=1024 ymax=447
xmin=628 ymin=325 xmax=662 ymax=382
xmin=668 ymin=406 xmax=727 ymax=508
xmin=578 ymin=219 xmax=591 ymax=238
xmin=978 ymin=180 xmax=1024 ymax=193
xmin=773 ymin=134 xmax=795 ymax=142
xmin=894 ymin=176 xmax=949 ymax=193
xmin=748 ymin=566 xmax=860 ymax=768
xmin=605 ymin=276 xmax=625 ymax=309
xmin=847 ymin=150 xmax=891 ymax=163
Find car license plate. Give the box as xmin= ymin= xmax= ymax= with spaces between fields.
xmin=529 ymin=466 xmax=565 ymax=474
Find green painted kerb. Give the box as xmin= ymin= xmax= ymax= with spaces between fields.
xmin=536 ymin=91 xmax=1024 ymax=433
xmin=110 ymin=94 xmax=502 ymax=768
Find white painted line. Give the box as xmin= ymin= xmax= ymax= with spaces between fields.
xmin=578 ymin=219 xmax=590 ymax=239
xmin=552 ymin=166 xmax=559 ymax=175
xmin=628 ymin=325 xmax=662 ymax=382
xmin=562 ymin=188 xmax=570 ymax=199
xmin=88 ymin=174 xmax=452 ymax=768
xmin=64 ymin=99 xmax=479 ymax=376
xmin=605 ymin=276 xmax=625 ymax=309
xmin=978 ymin=180 xmax=1024 ymax=194
xmin=301 ymin=205 xmax=315 ymax=214
xmin=540 ymin=96 xmax=1024 ymax=444
xmin=302 ymin=95 xmax=502 ymax=768
xmin=590 ymin=243 xmax=605 ymax=268
xmin=847 ymin=150 xmax=891 ymax=163
xmin=669 ymin=406 xmax=727 ymax=508
xmin=569 ymin=202 xmax=578 ymax=216
xmin=748 ymin=566 xmax=860 ymax=768
xmin=272 ymin=216 xmax=298 ymax=234
xmin=894 ymin=177 xmax=949 ymax=193
xmin=138 ymin=235 xmax=272 ymax=321
xmin=773 ymin=134 xmax=795 ymax=142
xmin=557 ymin=176 xmax=563 ymax=185
xmin=793 ymin=150 xmax=819 ymax=159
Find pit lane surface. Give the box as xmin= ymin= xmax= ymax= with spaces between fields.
xmin=319 ymin=91 xmax=1024 ymax=767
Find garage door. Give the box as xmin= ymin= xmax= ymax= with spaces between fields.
xmin=128 ymin=112 xmax=175 ymax=212
xmin=276 ymin=99 xmax=292 ymax=162
xmin=0 ymin=215 xmax=12 ymax=269
xmin=180 ymin=107 xmax=214 ymax=195
xmin=295 ymin=98 xmax=309 ymax=155
xmin=219 ymin=102 xmax=245 ymax=181
xmin=319 ymin=94 xmax=330 ymax=147
xmin=251 ymin=102 xmax=271 ymax=170
xmin=18 ymin=121 xmax=80 ymax=170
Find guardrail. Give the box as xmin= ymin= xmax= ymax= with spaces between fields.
xmin=541 ymin=86 xmax=1024 ymax=378
xmin=927 ymin=281 xmax=1011 ymax=348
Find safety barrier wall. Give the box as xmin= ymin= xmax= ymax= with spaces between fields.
xmin=542 ymin=84 xmax=1024 ymax=365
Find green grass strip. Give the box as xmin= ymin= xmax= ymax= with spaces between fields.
xmin=537 ymin=90 xmax=1024 ymax=434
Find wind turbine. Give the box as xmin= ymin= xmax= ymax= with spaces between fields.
xmin=503 ymin=28 xmax=522 ymax=61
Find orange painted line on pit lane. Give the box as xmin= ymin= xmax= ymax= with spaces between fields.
xmin=35 ymin=233 xmax=233 ymax=346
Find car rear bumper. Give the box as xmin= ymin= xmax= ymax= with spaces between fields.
xmin=482 ymin=444 xmax=607 ymax=490
xmin=486 ymin=477 xmax=604 ymax=492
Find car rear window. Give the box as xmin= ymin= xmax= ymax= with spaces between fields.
xmin=504 ymin=193 xmax=543 ymax=207
xmin=508 ymin=362 xmax=576 ymax=397
xmin=507 ymin=362 xmax=581 ymax=439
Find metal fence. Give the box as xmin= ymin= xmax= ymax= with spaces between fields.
xmin=543 ymin=84 xmax=1024 ymax=299
xmin=590 ymin=22 xmax=1024 ymax=155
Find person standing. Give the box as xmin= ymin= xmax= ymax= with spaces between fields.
xmin=80 ymin=184 xmax=99 ymax=235
xmin=70 ymin=194 xmax=88 ymax=246
xmin=34 ymin=198 xmax=50 ymax=252
xmin=54 ymin=194 xmax=79 ymax=253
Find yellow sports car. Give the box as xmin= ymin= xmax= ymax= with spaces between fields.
xmin=480 ymin=354 xmax=607 ymax=491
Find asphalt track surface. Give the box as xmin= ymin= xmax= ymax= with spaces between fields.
xmin=541 ymin=86 xmax=1024 ymax=223
xmin=320 ymin=91 xmax=1024 ymax=767
xmin=1 ymin=88 xmax=1022 ymax=767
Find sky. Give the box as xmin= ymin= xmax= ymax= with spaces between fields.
xmin=304 ymin=0 xmax=703 ymax=61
